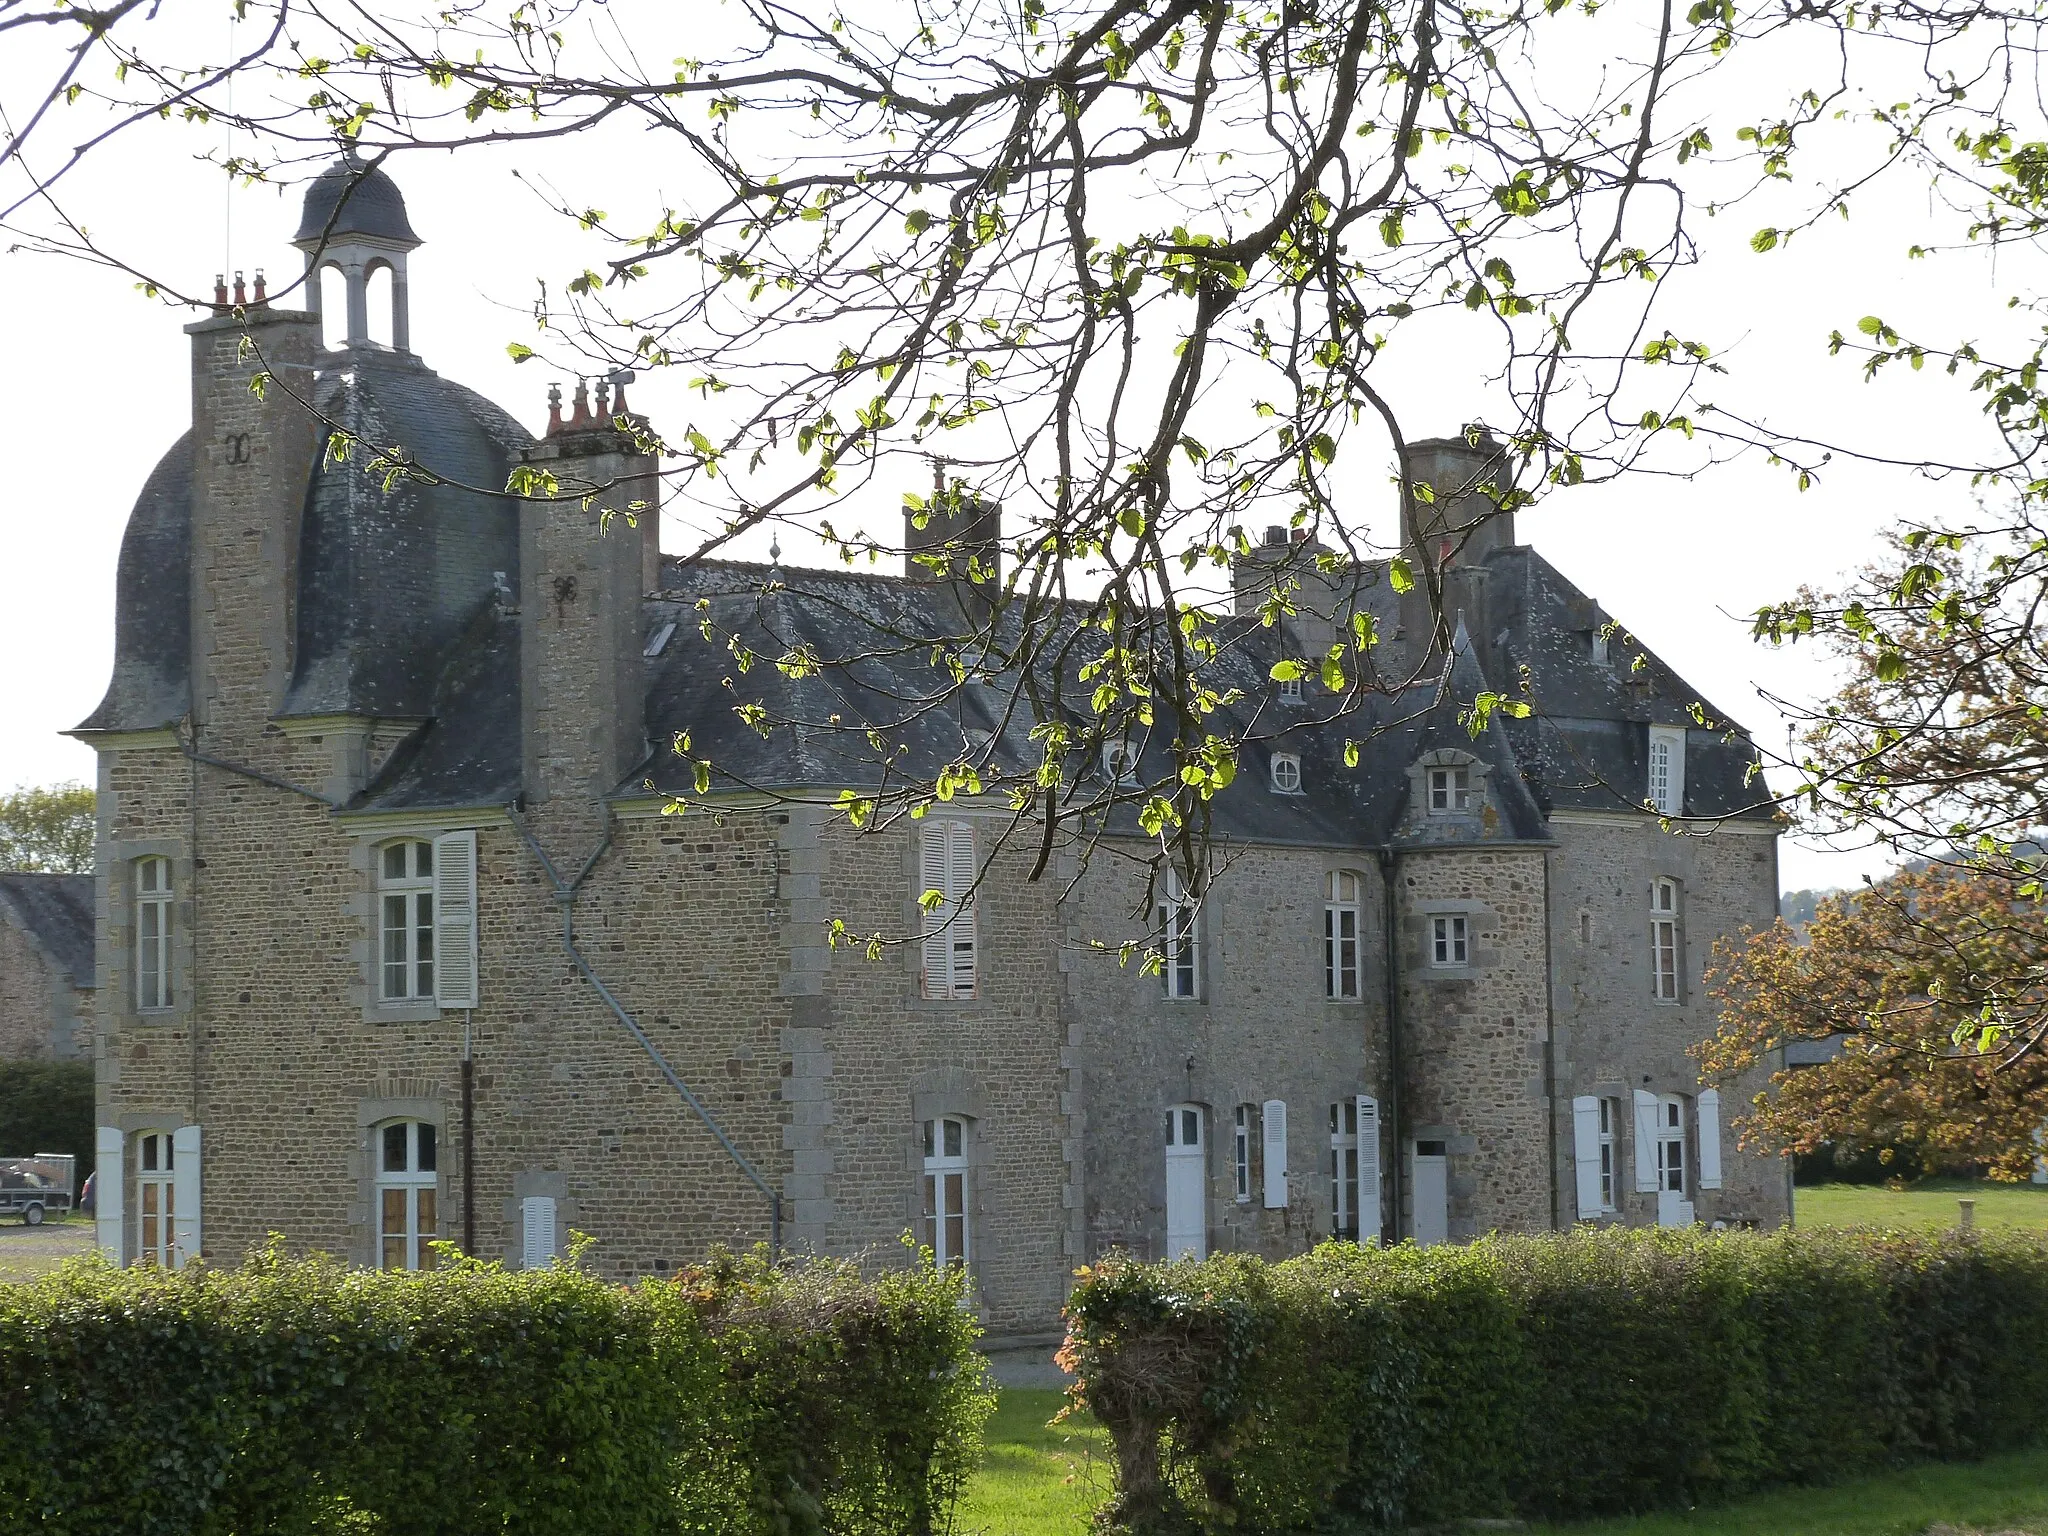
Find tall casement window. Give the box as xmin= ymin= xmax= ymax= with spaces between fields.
xmin=919 ymin=820 xmax=977 ymax=999
xmin=379 ymin=840 xmax=435 ymax=1001
xmin=1329 ymin=1101 xmax=1361 ymax=1239
xmin=1598 ymin=1097 xmax=1618 ymax=1210
xmin=1646 ymin=725 xmax=1686 ymax=815
xmin=1649 ymin=878 xmax=1681 ymax=1002
xmin=1325 ymin=871 xmax=1362 ymax=999
xmin=1571 ymin=1096 xmax=1624 ymax=1218
xmin=1427 ymin=764 xmax=1472 ymax=814
xmin=1655 ymin=1096 xmax=1686 ymax=1194
xmin=376 ymin=1120 xmax=439 ymax=1271
xmin=135 ymin=857 xmax=173 ymax=1010
xmin=136 ymin=1131 xmax=176 ymax=1266
xmin=1430 ymin=913 xmax=1469 ymax=967
xmin=1232 ymin=1104 xmax=1253 ymax=1202
xmin=1158 ymin=868 xmax=1200 ymax=999
xmin=921 ymin=1116 xmax=970 ymax=1271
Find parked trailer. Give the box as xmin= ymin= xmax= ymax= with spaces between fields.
xmin=0 ymin=1155 xmax=75 ymax=1226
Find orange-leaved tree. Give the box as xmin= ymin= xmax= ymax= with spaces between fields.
xmin=1701 ymin=866 xmax=2048 ymax=1180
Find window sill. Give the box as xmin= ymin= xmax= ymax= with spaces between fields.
xmin=367 ymin=1000 xmax=443 ymax=1023
xmin=1421 ymin=966 xmax=1477 ymax=981
xmin=130 ymin=1005 xmax=190 ymax=1024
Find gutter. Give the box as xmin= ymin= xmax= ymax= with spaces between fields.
xmin=507 ymin=806 xmax=782 ymax=1254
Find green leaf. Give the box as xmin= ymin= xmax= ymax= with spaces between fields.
xmin=506 ymin=342 xmax=535 ymax=363
xmin=1750 ymin=227 xmax=1780 ymax=253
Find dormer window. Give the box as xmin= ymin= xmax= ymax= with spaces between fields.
xmin=1591 ymin=627 xmax=1610 ymax=665
xmin=1279 ymin=676 xmax=1305 ymax=705
xmin=1102 ymin=740 xmax=1139 ymax=785
xmin=1270 ymin=752 xmax=1303 ymax=794
xmin=1427 ymin=765 xmax=1472 ymax=814
xmin=1646 ymin=726 xmax=1686 ymax=815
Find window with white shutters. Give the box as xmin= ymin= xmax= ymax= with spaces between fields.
xmin=919 ymin=820 xmax=978 ymax=999
xmin=1325 ymin=871 xmax=1362 ymax=999
xmin=1159 ymin=869 xmax=1199 ymax=1000
xmin=1647 ymin=726 xmax=1686 ymax=815
xmin=921 ymin=1116 xmax=971 ymax=1271
xmin=1650 ymin=878 xmax=1680 ymax=1003
xmin=1598 ymin=1098 xmax=1617 ymax=1209
xmin=378 ymin=840 xmax=436 ymax=1001
xmin=434 ymin=830 xmax=479 ymax=1008
xmin=521 ymin=1195 xmax=558 ymax=1270
xmin=1656 ymin=1095 xmax=1687 ymax=1194
xmin=1329 ymin=1100 xmax=1360 ymax=1239
xmin=135 ymin=857 xmax=174 ymax=1010
xmin=1572 ymin=1096 xmax=1620 ymax=1219
xmin=135 ymin=1130 xmax=176 ymax=1267
xmin=1261 ymin=1099 xmax=1288 ymax=1208
xmin=376 ymin=1120 xmax=439 ymax=1270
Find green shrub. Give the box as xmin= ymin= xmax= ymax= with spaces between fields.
xmin=1063 ymin=1226 xmax=2048 ymax=1534
xmin=0 ymin=1242 xmax=992 ymax=1536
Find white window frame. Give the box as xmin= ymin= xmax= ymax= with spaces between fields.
xmin=1647 ymin=726 xmax=1686 ymax=815
xmin=1656 ymin=1095 xmax=1687 ymax=1195
xmin=921 ymin=1115 xmax=971 ymax=1271
xmin=1430 ymin=913 xmax=1469 ymax=967
xmin=135 ymin=857 xmax=173 ymax=1011
xmin=1159 ymin=868 xmax=1200 ymax=999
xmin=1325 ymin=870 xmax=1362 ymax=999
xmin=1102 ymin=739 xmax=1139 ymax=785
xmin=1427 ymin=765 xmax=1472 ymax=814
xmin=1232 ymin=1104 xmax=1252 ymax=1202
xmin=1270 ymin=752 xmax=1303 ymax=794
xmin=1650 ymin=878 xmax=1680 ymax=1003
xmin=1278 ymin=676 xmax=1305 ymax=705
xmin=136 ymin=1130 xmax=177 ymax=1266
xmin=919 ymin=819 xmax=978 ymax=1000
xmin=1329 ymin=1100 xmax=1360 ymax=1240
xmin=1598 ymin=1097 xmax=1618 ymax=1211
xmin=378 ymin=840 xmax=436 ymax=1002
xmin=375 ymin=1119 xmax=440 ymax=1271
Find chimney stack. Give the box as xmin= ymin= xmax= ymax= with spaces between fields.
xmin=905 ymin=471 xmax=1001 ymax=626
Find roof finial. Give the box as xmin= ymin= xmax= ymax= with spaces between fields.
xmin=546 ymin=382 xmax=564 ymax=436
xmin=768 ymin=533 xmax=783 ymax=569
xmin=570 ymin=377 xmax=591 ymax=429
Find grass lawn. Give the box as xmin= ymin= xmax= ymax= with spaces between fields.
xmin=1797 ymin=1177 xmax=2048 ymax=1232
xmin=0 ymin=1213 xmax=94 ymax=1283
xmin=960 ymin=1391 xmax=2048 ymax=1536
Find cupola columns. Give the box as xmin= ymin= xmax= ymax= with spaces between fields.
xmin=291 ymin=155 xmax=424 ymax=353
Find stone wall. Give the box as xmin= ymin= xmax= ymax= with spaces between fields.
xmin=0 ymin=923 xmax=59 ymax=1059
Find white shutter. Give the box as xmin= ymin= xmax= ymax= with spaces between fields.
xmin=1633 ymin=1089 xmax=1660 ymax=1194
xmin=520 ymin=1195 xmax=557 ymax=1270
xmin=1697 ymin=1087 xmax=1723 ymax=1189
xmin=1261 ymin=1099 xmax=1288 ymax=1208
xmin=1355 ymin=1095 xmax=1382 ymax=1244
xmin=1571 ymin=1096 xmax=1603 ymax=1219
xmin=433 ymin=829 xmax=479 ymax=1009
xmin=919 ymin=822 xmax=951 ymax=998
xmin=171 ymin=1123 xmax=202 ymax=1269
xmin=95 ymin=1126 xmax=124 ymax=1264
xmin=947 ymin=820 xmax=976 ymax=998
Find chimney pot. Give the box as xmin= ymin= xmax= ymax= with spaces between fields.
xmin=232 ymin=270 xmax=246 ymax=307
xmin=213 ymin=273 xmax=230 ymax=312
xmin=251 ymin=268 xmax=268 ymax=306
xmin=546 ymin=383 xmax=564 ymax=437
xmin=1264 ymin=525 xmax=1286 ymax=547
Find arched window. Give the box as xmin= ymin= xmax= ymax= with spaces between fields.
xmin=364 ymin=261 xmax=394 ymax=347
xmin=920 ymin=1116 xmax=970 ymax=1271
xmin=380 ymin=840 xmax=435 ymax=1001
xmin=136 ymin=1130 xmax=176 ymax=1266
xmin=376 ymin=1120 xmax=439 ymax=1271
xmin=1325 ymin=870 xmax=1362 ymax=999
xmin=1650 ymin=878 xmax=1680 ymax=1002
xmin=135 ymin=857 xmax=174 ymax=1010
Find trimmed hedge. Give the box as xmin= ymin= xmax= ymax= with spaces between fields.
xmin=1062 ymin=1226 xmax=2048 ymax=1533
xmin=0 ymin=1242 xmax=992 ymax=1535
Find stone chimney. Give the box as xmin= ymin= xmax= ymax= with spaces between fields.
xmin=184 ymin=280 xmax=324 ymax=748
xmin=518 ymin=376 xmax=659 ymax=815
xmin=1399 ymin=428 xmax=1516 ymax=669
xmin=904 ymin=473 xmax=1001 ymax=627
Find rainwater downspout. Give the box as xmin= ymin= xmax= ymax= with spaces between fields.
xmin=507 ymin=806 xmax=781 ymax=1255
xmin=1378 ymin=846 xmax=1403 ymax=1246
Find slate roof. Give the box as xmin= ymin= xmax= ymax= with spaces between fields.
xmin=293 ymin=156 xmax=420 ymax=248
xmin=0 ymin=874 xmax=95 ymax=988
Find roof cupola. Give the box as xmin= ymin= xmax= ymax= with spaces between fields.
xmin=292 ymin=153 xmax=423 ymax=352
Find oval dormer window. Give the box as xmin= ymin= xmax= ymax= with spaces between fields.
xmin=1270 ymin=752 xmax=1302 ymax=794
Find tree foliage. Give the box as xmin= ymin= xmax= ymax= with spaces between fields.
xmin=0 ymin=782 xmax=94 ymax=874
xmin=1703 ymin=867 xmax=2048 ymax=1178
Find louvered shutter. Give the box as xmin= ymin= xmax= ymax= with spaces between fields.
xmin=521 ymin=1195 xmax=557 ymax=1270
xmin=1633 ymin=1089 xmax=1660 ymax=1194
xmin=947 ymin=821 xmax=977 ymax=998
xmin=171 ymin=1123 xmax=202 ymax=1269
xmin=1261 ymin=1099 xmax=1288 ymax=1208
xmin=433 ymin=829 xmax=479 ymax=1008
xmin=1697 ymin=1088 xmax=1723 ymax=1189
xmin=1355 ymin=1095 xmax=1382 ymax=1245
xmin=919 ymin=822 xmax=951 ymax=998
xmin=1571 ymin=1096 xmax=1603 ymax=1218
xmin=94 ymin=1126 xmax=124 ymax=1264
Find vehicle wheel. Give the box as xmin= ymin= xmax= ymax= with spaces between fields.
xmin=22 ymin=1204 xmax=43 ymax=1227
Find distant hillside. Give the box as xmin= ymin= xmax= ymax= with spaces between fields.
xmin=1779 ymin=887 xmax=1841 ymax=933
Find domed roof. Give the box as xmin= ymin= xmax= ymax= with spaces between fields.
xmin=292 ymin=154 xmax=420 ymax=249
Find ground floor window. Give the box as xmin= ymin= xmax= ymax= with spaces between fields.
xmin=376 ymin=1120 xmax=439 ymax=1270
xmin=137 ymin=1130 xmax=175 ymax=1267
xmin=1656 ymin=1095 xmax=1686 ymax=1194
xmin=922 ymin=1116 xmax=970 ymax=1271
xmin=1329 ymin=1101 xmax=1361 ymax=1239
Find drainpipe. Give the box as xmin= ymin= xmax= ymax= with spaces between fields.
xmin=461 ymin=1012 xmax=476 ymax=1256
xmin=508 ymin=806 xmax=782 ymax=1255
xmin=1378 ymin=846 xmax=1403 ymax=1246
xmin=1542 ymin=848 xmax=1560 ymax=1229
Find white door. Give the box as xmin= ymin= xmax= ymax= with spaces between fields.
xmin=1411 ymin=1141 xmax=1449 ymax=1246
xmin=1654 ymin=1094 xmax=1693 ymax=1227
xmin=1164 ymin=1104 xmax=1207 ymax=1260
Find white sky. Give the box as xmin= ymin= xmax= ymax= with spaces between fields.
xmin=0 ymin=5 xmax=2028 ymax=896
